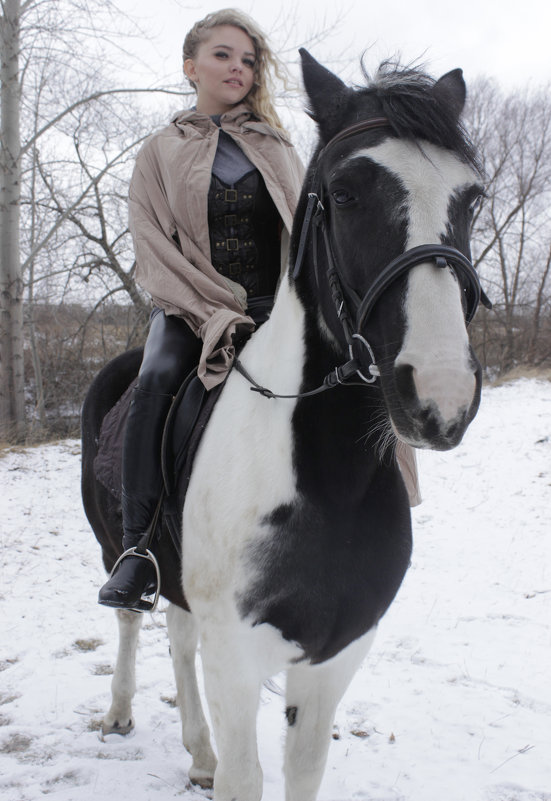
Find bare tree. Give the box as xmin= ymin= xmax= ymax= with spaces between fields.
xmin=0 ymin=0 xmax=185 ymax=440
xmin=1 ymin=0 xmax=24 ymax=439
xmin=466 ymin=78 xmax=551 ymax=374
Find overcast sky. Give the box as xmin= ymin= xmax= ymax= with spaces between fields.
xmin=115 ymin=0 xmax=549 ymax=92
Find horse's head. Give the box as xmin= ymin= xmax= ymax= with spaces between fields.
xmin=293 ymin=50 xmax=489 ymax=451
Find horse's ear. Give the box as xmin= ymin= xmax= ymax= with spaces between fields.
xmin=432 ymin=68 xmax=466 ymax=120
xmin=300 ymin=48 xmax=350 ymax=139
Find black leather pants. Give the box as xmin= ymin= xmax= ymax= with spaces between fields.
xmin=121 ymin=309 xmax=201 ymax=547
xmin=120 ymin=298 xmax=274 ymax=548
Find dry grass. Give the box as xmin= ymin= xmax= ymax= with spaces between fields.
xmin=73 ymin=638 xmax=103 ymax=652
xmin=0 ymin=692 xmax=21 ymax=706
xmin=0 ymin=439 xmax=79 ymax=458
xmin=491 ymin=366 xmax=551 ymax=386
xmin=0 ymin=659 xmax=19 ymax=672
xmin=92 ymin=663 xmax=114 ymax=676
xmin=0 ymin=733 xmax=33 ymax=754
xmin=160 ymin=695 xmax=178 ymax=708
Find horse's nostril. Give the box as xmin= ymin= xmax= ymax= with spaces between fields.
xmin=394 ymin=363 xmax=417 ymax=403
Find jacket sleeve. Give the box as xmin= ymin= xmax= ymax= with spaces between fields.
xmin=128 ymin=150 xmax=255 ymax=390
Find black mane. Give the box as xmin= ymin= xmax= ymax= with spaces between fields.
xmin=357 ymin=60 xmax=480 ymax=171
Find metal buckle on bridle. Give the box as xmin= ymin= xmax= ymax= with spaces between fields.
xmin=349 ymin=333 xmax=380 ymax=384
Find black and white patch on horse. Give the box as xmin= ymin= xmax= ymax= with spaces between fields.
xmin=349 ymin=138 xmax=483 ymax=448
xmin=81 ymin=49 xmax=489 ymax=801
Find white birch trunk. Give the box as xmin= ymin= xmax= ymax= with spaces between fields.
xmin=0 ymin=0 xmax=25 ymax=440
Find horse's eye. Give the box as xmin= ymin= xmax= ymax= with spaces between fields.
xmin=469 ymin=194 xmax=483 ymax=216
xmin=332 ymin=189 xmax=354 ymax=206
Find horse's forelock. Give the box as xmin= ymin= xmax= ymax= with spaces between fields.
xmin=353 ymin=60 xmax=481 ymax=173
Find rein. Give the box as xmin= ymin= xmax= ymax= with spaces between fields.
xmin=236 ymin=117 xmax=492 ymax=401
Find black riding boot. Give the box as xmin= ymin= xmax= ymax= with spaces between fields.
xmin=98 ymin=387 xmax=173 ymax=611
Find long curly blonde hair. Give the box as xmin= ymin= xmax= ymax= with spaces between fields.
xmin=182 ymin=9 xmax=288 ymax=133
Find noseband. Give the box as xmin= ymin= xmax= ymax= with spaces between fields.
xmin=235 ymin=117 xmax=491 ymax=400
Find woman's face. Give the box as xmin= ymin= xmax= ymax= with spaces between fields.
xmin=184 ymin=25 xmax=256 ymax=115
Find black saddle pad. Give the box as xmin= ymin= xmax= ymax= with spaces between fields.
xmin=93 ymin=370 xmax=223 ymax=552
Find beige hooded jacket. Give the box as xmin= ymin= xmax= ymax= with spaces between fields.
xmin=128 ymin=104 xmax=304 ymax=390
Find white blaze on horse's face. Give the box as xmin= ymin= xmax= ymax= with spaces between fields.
xmin=348 ymin=138 xmax=480 ymax=447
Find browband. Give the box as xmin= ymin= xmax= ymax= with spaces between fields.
xmin=321 ymin=117 xmax=391 ymax=153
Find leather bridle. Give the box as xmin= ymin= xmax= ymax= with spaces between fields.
xmin=235 ymin=117 xmax=491 ymax=399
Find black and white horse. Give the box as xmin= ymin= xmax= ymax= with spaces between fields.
xmin=81 ymin=51 xmax=487 ymax=801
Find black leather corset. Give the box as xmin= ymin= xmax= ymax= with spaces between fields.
xmin=208 ymin=170 xmax=281 ymax=299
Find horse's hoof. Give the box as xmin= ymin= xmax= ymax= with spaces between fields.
xmin=189 ymin=768 xmax=214 ymax=790
xmin=101 ymin=717 xmax=134 ymax=737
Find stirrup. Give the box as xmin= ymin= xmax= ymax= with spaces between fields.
xmin=108 ymin=546 xmax=161 ymax=613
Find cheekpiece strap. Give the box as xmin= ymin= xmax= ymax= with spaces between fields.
xmin=292 ymin=192 xmax=322 ymax=279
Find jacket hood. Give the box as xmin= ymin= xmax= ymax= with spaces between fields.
xmin=172 ymin=103 xmax=256 ymax=130
xmin=171 ymin=104 xmax=293 ymax=145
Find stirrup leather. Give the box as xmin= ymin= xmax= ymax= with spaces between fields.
xmin=108 ymin=547 xmax=161 ymax=613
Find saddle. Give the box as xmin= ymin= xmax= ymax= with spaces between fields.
xmin=93 ymin=369 xmax=223 ymax=555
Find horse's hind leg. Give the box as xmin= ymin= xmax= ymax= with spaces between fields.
xmin=102 ymin=609 xmax=143 ymax=736
xmin=283 ymin=629 xmax=377 ymax=801
xmin=166 ymin=603 xmax=217 ymax=788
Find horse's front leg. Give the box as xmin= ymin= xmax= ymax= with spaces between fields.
xmin=165 ymin=603 xmax=217 ymax=788
xmin=199 ymin=622 xmax=264 ymax=801
xmin=284 ymin=629 xmax=377 ymax=801
xmin=102 ymin=608 xmax=143 ymax=736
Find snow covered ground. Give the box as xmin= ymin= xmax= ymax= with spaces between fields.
xmin=1 ymin=378 xmax=550 ymax=801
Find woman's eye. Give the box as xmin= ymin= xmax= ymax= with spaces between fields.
xmin=332 ymin=189 xmax=354 ymax=206
xmin=215 ymin=51 xmax=229 ymax=59
xmin=243 ymin=59 xmax=255 ymax=68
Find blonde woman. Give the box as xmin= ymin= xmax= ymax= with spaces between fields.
xmin=99 ymin=9 xmax=304 ymax=610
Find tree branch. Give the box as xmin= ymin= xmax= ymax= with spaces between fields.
xmin=21 ymin=86 xmax=189 ymax=155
